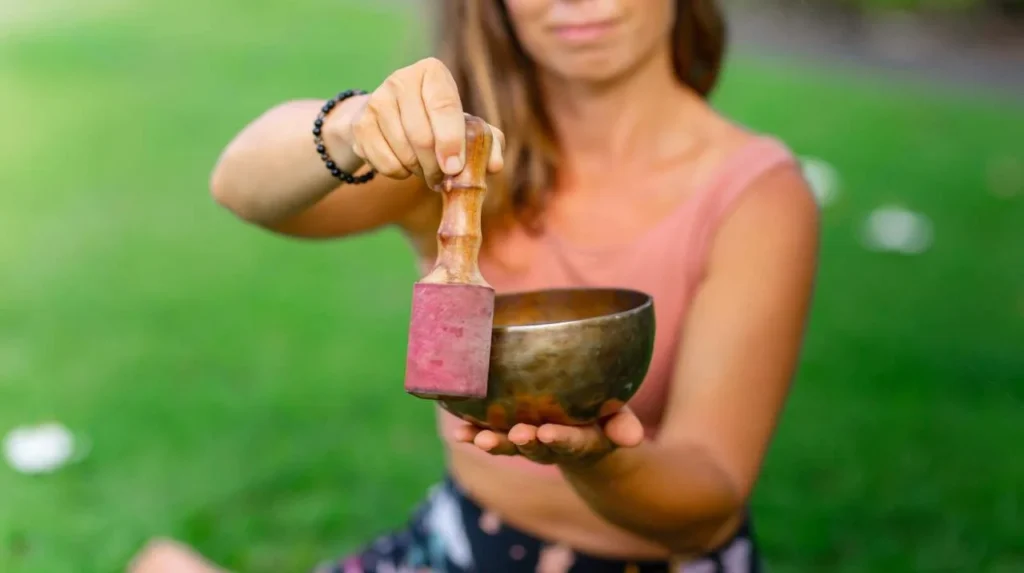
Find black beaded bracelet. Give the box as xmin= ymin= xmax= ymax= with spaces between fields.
xmin=314 ymin=89 xmax=375 ymax=184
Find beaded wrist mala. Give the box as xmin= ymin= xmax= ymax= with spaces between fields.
xmin=313 ymin=89 xmax=376 ymax=184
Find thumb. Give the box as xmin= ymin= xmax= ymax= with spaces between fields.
xmin=602 ymin=409 xmax=644 ymax=448
xmin=487 ymin=125 xmax=505 ymax=174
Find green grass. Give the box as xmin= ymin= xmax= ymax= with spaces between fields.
xmin=1 ymin=2 xmax=1022 ymax=572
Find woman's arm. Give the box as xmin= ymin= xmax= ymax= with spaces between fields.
xmin=209 ymin=96 xmax=431 ymax=239
xmin=208 ymin=58 xmax=503 ymax=241
xmin=559 ymin=164 xmax=820 ymax=553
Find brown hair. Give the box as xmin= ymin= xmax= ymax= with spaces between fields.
xmin=435 ymin=0 xmax=727 ymax=236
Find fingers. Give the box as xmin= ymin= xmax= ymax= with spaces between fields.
xmin=453 ymin=424 xmax=516 ymax=456
xmin=537 ymin=424 xmax=613 ymax=459
xmin=454 ymin=423 xmax=557 ymax=463
xmin=394 ymin=81 xmax=440 ymax=185
xmin=602 ymin=409 xmax=645 ymax=448
xmin=534 ymin=409 xmax=643 ymax=457
xmin=350 ymin=55 xmax=505 ymax=186
xmin=352 ymin=57 xmax=479 ymax=187
xmin=508 ymin=424 xmax=559 ymax=463
xmin=455 ymin=416 xmax=640 ymax=465
xmin=420 ymin=58 xmax=465 ymax=176
xmin=351 ymin=95 xmax=411 ymax=179
xmin=473 ymin=430 xmax=518 ymax=456
xmin=452 ymin=424 xmax=480 ymax=444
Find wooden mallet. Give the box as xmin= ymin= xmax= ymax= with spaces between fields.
xmin=404 ymin=114 xmax=495 ymax=400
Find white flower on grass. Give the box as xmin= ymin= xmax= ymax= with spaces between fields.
xmin=3 ymin=422 xmax=79 ymax=475
xmin=862 ymin=205 xmax=934 ymax=255
xmin=800 ymin=156 xmax=840 ymax=208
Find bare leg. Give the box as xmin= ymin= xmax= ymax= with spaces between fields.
xmin=128 ymin=539 xmax=227 ymax=573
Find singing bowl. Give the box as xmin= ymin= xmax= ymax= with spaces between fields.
xmin=438 ymin=287 xmax=655 ymax=432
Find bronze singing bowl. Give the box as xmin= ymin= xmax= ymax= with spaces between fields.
xmin=438 ymin=288 xmax=655 ymax=432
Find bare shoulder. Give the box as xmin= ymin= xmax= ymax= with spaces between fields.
xmin=703 ymin=111 xmax=817 ymax=238
xmin=703 ymin=111 xmax=779 ymax=163
xmin=705 ymin=114 xmax=758 ymax=157
xmin=681 ymin=107 xmax=783 ymax=188
xmin=710 ymin=149 xmax=820 ymax=275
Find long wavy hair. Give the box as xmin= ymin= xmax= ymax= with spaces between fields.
xmin=435 ymin=0 xmax=727 ymax=235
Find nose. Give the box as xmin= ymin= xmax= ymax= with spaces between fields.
xmin=563 ymin=0 xmax=620 ymax=13
xmin=551 ymin=0 xmax=615 ymax=14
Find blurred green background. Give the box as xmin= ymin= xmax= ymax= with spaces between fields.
xmin=1 ymin=1 xmax=1022 ymax=572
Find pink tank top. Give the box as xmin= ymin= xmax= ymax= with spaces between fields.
xmin=428 ymin=136 xmax=798 ymax=474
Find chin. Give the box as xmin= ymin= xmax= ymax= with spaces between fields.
xmin=547 ymin=53 xmax=636 ymax=85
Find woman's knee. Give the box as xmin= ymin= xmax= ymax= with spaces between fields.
xmin=128 ymin=538 xmax=225 ymax=573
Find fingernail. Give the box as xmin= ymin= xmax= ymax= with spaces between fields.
xmin=444 ymin=156 xmax=462 ymax=174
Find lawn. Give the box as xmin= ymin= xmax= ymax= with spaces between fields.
xmin=1 ymin=1 xmax=1021 ymax=572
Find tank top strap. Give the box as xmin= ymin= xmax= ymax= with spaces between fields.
xmin=685 ymin=136 xmax=799 ymax=280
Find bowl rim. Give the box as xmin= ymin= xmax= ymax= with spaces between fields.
xmin=493 ymin=287 xmax=654 ymax=333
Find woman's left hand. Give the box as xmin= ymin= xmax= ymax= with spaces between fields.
xmin=453 ymin=408 xmax=646 ymax=467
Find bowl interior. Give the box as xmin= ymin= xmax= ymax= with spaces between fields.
xmin=493 ymin=288 xmax=651 ymax=329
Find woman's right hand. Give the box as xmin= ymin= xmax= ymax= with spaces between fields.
xmin=342 ymin=57 xmax=505 ymax=190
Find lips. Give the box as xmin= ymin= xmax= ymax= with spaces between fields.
xmin=551 ymin=20 xmax=617 ymax=43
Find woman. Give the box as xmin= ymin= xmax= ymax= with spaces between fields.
xmin=133 ymin=1 xmax=819 ymax=571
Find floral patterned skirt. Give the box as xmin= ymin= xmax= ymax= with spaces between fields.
xmin=316 ymin=476 xmax=761 ymax=573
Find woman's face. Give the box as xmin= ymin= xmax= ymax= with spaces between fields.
xmin=503 ymin=0 xmax=676 ymax=83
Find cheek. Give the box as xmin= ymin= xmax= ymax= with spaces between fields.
xmin=502 ymin=0 xmax=551 ymax=60
xmin=503 ymin=0 xmax=548 ymax=25
xmin=632 ymin=0 xmax=676 ymax=51
xmin=607 ymin=0 xmax=675 ymax=70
